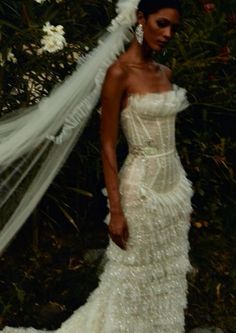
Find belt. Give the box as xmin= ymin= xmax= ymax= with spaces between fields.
xmin=129 ymin=146 xmax=176 ymax=157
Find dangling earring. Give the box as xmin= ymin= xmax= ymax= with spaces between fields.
xmin=135 ymin=24 xmax=144 ymax=45
xmin=162 ymin=48 xmax=167 ymax=56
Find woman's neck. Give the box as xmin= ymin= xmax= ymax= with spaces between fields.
xmin=124 ymin=39 xmax=154 ymax=65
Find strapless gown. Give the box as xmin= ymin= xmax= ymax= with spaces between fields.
xmin=1 ymin=84 xmax=194 ymax=333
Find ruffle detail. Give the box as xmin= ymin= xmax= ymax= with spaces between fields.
xmin=122 ymin=84 xmax=190 ymax=118
xmin=108 ymin=0 xmax=140 ymax=32
xmin=121 ymin=171 xmax=193 ymax=212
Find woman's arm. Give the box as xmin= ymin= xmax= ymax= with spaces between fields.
xmin=100 ymin=63 xmax=129 ymax=250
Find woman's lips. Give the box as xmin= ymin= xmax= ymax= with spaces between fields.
xmin=157 ymin=41 xmax=166 ymax=48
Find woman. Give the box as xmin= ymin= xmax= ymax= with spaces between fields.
xmin=101 ymin=0 xmax=185 ymax=251
xmin=1 ymin=0 xmax=193 ymax=332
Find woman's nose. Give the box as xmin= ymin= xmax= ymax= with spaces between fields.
xmin=163 ymin=26 xmax=172 ymax=40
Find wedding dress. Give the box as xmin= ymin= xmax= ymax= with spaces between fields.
xmin=1 ymin=84 xmax=193 ymax=333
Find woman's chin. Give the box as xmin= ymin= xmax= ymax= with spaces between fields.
xmin=142 ymin=40 xmax=164 ymax=54
xmin=151 ymin=44 xmax=163 ymax=53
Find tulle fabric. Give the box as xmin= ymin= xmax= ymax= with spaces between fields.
xmin=0 ymin=0 xmax=140 ymax=254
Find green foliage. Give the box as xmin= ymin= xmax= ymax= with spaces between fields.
xmin=164 ymin=1 xmax=236 ymax=330
xmin=166 ymin=0 xmax=236 ymax=231
xmin=0 ymin=221 xmax=106 ymax=329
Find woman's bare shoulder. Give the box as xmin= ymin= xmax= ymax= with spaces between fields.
xmin=105 ymin=60 xmax=128 ymax=81
xmin=102 ymin=61 xmax=128 ymax=99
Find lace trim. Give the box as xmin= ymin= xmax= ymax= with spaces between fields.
xmin=122 ymin=84 xmax=190 ymax=117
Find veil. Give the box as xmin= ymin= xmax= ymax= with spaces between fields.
xmin=0 ymin=0 xmax=140 ymax=254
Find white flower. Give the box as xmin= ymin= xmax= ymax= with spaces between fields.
xmin=34 ymin=0 xmax=47 ymax=3
xmin=0 ymin=53 xmax=5 ymax=67
xmin=7 ymin=49 xmax=17 ymax=63
xmin=35 ymin=0 xmax=63 ymax=3
xmin=39 ymin=22 xmax=67 ymax=53
xmin=40 ymin=35 xmax=66 ymax=53
xmin=42 ymin=22 xmax=65 ymax=35
xmin=0 ymin=49 xmax=17 ymax=66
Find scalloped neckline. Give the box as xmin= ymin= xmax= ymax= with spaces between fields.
xmin=128 ymin=87 xmax=174 ymax=99
xmin=121 ymin=84 xmax=179 ymax=114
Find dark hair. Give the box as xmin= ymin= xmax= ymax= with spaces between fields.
xmin=138 ymin=0 xmax=182 ymax=17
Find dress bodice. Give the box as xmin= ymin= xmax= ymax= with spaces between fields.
xmin=118 ymin=84 xmax=190 ymax=198
xmin=120 ymin=84 xmax=189 ymax=156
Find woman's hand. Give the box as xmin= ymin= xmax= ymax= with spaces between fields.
xmin=108 ymin=212 xmax=129 ymax=250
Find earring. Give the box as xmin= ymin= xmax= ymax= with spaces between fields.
xmin=163 ymin=48 xmax=167 ymax=56
xmin=135 ymin=24 xmax=144 ymax=45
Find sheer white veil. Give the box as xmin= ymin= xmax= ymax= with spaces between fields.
xmin=0 ymin=0 xmax=140 ymax=254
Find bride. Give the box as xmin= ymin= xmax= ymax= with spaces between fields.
xmin=1 ymin=0 xmax=193 ymax=332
